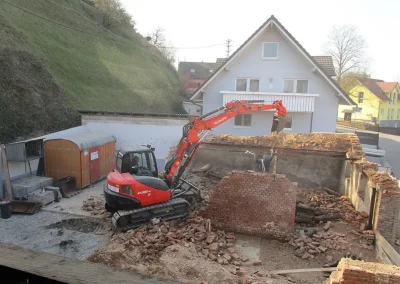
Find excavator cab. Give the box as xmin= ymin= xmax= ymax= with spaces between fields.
xmin=116 ymin=146 xmax=159 ymax=177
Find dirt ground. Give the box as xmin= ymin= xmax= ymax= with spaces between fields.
xmin=87 ymin=169 xmax=377 ymax=284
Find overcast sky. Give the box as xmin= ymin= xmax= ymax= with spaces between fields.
xmin=120 ymin=0 xmax=400 ymax=81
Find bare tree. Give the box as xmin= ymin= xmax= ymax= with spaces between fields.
xmin=325 ymin=25 xmax=367 ymax=85
xmin=147 ymin=27 xmax=176 ymax=64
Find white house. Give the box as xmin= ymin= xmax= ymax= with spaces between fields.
xmin=190 ymin=15 xmax=355 ymax=135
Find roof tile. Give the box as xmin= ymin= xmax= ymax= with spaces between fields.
xmin=312 ymin=56 xmax=336 ymax=77
xmin=358 ymin=78 xmax=390 ymax=101
xmin=376 ymin=82 xmax=399 ymax=93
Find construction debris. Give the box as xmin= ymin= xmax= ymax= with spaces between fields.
xmin=105 ymin=213 xmax=241 ymax=263
xmin=209 ymin=133 xmax=363 ymax=157
xmin=295 ymin=187 xmax=369 ymax=228
xmin=82 ymin=196 xmax=106 ymax=216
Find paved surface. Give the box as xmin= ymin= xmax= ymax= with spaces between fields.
xmin=0 ymin=211 xmax=108 ymax=260
xmin=337 ymin=125 xmax=400 ymax=178
xmin=0 ymin=180 xmax=109 ymax=260
xmin=44 ymin=180 xmax=105 ymax=216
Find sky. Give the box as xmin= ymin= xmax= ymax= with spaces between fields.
xmin=120 ymin=0 xmax=400 ymax=81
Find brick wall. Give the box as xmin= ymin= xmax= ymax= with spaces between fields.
xmin=328 ymin=258 xmax=400 ymax=284
xmin=202 ymin=172 xmax=297 ymax=240
xmin=374 ymin=191 xmax=400 ymax=246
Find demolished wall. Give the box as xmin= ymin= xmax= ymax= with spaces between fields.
xmin=328 ymin=258 xmax=400 ymax=283
xmin=192 ymin=144 xmax=343 ymax=189
xmin=194 ymin=132 xmax=400 ymax=264
xmin=202 ymin=172 xmax=297 ymax=240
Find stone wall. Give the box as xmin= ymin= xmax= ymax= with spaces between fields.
xmin=202 ymin=172 xmax=297 ymax=240
xmin=328 ymin=258 xmax=400 ymax=284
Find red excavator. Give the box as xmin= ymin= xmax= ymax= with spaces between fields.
xmin=104 ymin=100 xmax=287 ymax=230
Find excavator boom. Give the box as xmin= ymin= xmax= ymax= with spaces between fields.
xmin=165 ymin=100 xmax=287 ymax=185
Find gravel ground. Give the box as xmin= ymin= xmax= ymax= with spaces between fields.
xmin=0 ymin=211 xmax=109 ymax=260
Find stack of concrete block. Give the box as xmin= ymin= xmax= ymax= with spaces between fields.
xmin=11 ymin=176 xmax=53 ymax=199
xmin=28 ymin=189 xmax=55 ymax=206
xmin=28 ymin=186 xmax=62 ymax=207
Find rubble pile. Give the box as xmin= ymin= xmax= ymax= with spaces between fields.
xmin=110 ymin=213 xmax=247 ymax=265
xmin=296 ymin=188 xmax=369 ymax=229
xmin=206 ymin=133 xmax=365 ymax=160
xmin=211 ymin=133 xmax=353 ymax=152
xmin=289 ymin=227 xmax=375 ymax=260
xmin=82 ymin=196 xmax=106 ymax=216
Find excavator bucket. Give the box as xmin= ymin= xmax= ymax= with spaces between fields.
xmin=271 ymin=115 xmax=286 ymax=133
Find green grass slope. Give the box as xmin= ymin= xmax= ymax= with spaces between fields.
xmin=0 ymin=0 xmax=183 ymax=142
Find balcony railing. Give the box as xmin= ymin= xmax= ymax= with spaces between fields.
xmin=221 ymin=91 xmax=319 ymax=112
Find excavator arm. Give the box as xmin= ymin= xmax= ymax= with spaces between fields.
xmin=164 ymin=100 xmax=287 ymax=185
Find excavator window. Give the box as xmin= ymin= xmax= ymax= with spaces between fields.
xmin=119 ymin=151 xmax=158 ymax=177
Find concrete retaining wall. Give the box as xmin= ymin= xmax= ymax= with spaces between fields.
xmin=82 ymin=115 xmax=188 ymax=169
xmin=191 ymin=144 xmax=343 ymax=189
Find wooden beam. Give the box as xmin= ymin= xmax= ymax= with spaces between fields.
xmin=0 ymin=243 xmax=178 ymax=284
xmin=269 ymin=267 xmax=336 ymax=275
xmin=375 ymin=231 xmax=400 ymax=266
xmin=1 ymin=144 xmax=13 ymax=200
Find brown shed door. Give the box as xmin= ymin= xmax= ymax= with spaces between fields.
xmin=90 ymin=147 xmax=100 ymax=183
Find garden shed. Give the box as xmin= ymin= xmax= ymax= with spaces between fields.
xmin=44 ymin=132 xmax=116 ymax=188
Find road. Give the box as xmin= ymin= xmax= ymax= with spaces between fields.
xmin=337 ymin=125 xmax=400 ymax=178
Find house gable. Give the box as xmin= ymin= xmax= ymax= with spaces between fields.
xmin=190 ymin=15 xmax=355 ymax=106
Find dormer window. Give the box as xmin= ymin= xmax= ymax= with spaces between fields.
xmin=262 ymin=42 xmax=279 ymax=60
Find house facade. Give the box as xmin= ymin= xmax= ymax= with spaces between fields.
xmin=190 ymin=16 xmax=355 ymax=136
xmin=178 ymin=62 xmax=216 ymax=95
xmin=338 ymin=79 xmax=400 ymax=124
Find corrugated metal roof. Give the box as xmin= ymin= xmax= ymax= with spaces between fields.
xmin=5 ymin=139 xmax=43 ymax=162
xmin=48 ymin=132 xmax=115 ymax=151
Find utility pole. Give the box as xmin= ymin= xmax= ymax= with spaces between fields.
xmin=225 ymin=39 xmax=232 ymax=58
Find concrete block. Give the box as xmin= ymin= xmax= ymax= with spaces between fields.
xmin=11 ymin=176 xmax=53 ymax=199
xmin=45 ymin=186 xmax=62 ymax=202
xmin=28 ymin=189 xmax=55 ymax=206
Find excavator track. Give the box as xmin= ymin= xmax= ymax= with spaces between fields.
xmin=111 ymin=198 xmax=190 ymax=231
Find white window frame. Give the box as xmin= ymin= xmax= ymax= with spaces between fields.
xmin=262 ymin=42 xmax=279 ymax=60
xmin=282 ymin=79 xmax=309 ymax=94
xmin=358 ymin=92 xmax=364 ymax=104
xmin=235 ymin=78 xmax=260 ymax=92
xmin=233 ymin=114 xmax=252 ymax=128
xmin=283 ymin=114 xmax=293 ymax=132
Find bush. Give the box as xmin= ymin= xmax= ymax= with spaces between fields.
xmin=90 ymin=0 xmax=134 ymax=29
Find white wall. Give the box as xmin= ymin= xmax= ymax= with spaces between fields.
xmin=202 ymin=25 xmax=340 ymax=135
xmin=82 ymin=115 xmax=188 ymax=169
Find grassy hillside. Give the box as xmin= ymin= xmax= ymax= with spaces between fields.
xmin=0 ymin=0 xmax=183 ymax=142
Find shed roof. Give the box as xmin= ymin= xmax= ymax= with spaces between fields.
xmin=48 ymin=132 xmax=115 ymax=151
